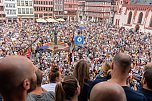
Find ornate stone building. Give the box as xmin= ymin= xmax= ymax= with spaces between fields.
xmin=114 ymin=0 xmax=152 ymax=33
xmin=85 ymin=0 xmax=112 ymax=22
xmin=64 ymin=0 xmax=78 ymax=21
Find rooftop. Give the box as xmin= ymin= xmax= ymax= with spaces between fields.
xmin=86 ymin=0 xmax=111 ymax=2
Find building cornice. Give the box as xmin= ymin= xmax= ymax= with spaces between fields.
xmin=122 ymin=4 xmax=152 ymax=10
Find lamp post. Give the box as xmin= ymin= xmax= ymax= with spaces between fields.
xmin=64 ymin=11 xmax=68 ymax=22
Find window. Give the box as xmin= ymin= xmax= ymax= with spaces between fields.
xmin=29 ymin=1 xmax=32 ymax=6
xmin=44 ymin=13 xmax=47 ymax=16
xmin=127 ymin=11 xmax=132 ymax=24
xmin=26 ymin=8 xmax=29 ymax=14
xmin=49 ymin=13 xmax=52 ymax=16
xmin=138 ymin=12 xmax=143 ymax=24
xmin=119 ymin=8 xmax=122 ymax=13
xmin=18 ymin=8 xmax=21 ymax=14
xmin=13 ymin=10 xmax=16 ymax=14
xmin=22 ymin=8 xmax=25 ymax=14
xmin=10 ymin=10 xmax=12 ymax=14
xmin=39 ymin=14 xmax=42 ymax=17
xmin=9 ymin=4 xmax=12 ymax=8
xmin=35 ymin=14 xmax=38 ymax=17
xmin=149 ymin=17 xmax=152 ymax=27
xmin=17 ymin=0 xmax=20 ymax=6
xmin=30 ymin=8 xmax=33 ymax=14
xmin=25 ymin=1 xmax=28 ymax=6
xmin=6 ymin=10 xmax=9 ymax=14
xmin=13 ymin=4 xmax=15 ymax=8
xmin=21 ymin=0 xmax=24 ymax=6
xmin=6 ymin=4 xmax=9 ymax=7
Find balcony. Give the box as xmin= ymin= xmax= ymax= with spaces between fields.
xmin=64 ymin=8 xmax=78 ymax=11
xmin=85 ymin=10 xmax=110 ymax=13
xmin=34 ymin=4 xmax=53 ymax=7
xmin=64 ymin=2 xmax=78 ymax=5
xmin=34 ymin=11 xmax=53 ymax=14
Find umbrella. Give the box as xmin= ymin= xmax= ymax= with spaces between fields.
xmin=78 ymin=26 xmax=86 ymax=30
xmin=36 ymin=18 xmax=47 ymax=23
xmin=39 ymin=46 xmax=49 ymax=50
xmin=56 ymin=18 xmax=65 ymax=22
xmin=46 ymin=18 xmax=58 ymax=23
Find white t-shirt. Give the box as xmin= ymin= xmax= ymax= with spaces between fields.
xmin=42 ymin=83 xmax=57 ymax=92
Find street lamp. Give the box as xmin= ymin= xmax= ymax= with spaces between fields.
xmin=64 ymin=11 xmax=69 ymax=22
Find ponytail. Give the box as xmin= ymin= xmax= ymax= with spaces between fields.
xmin=55 ymin=82 xmax=65 ymax=101
xmin=55 ymin=76 xmax=79 ymax=101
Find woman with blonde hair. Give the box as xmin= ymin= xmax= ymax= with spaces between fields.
xmin=55 ymin=76 xmax=80 ymax=101
xmin=73 ymin=60 xmax=92 ymax=101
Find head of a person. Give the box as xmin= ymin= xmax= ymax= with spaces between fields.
xmin=102 ymin=62 xmax=111 ymax=76
xmin=0 ymin=56 xmax=37 ymax=100
xmin=49 ymin=64 xmax=61 ymax=83
xmin=144 ymin=63 xmax=152 ymax=71
xmin=73 ymin=59 xmax=90 ymax=88
xmin=90 ymin=82 xmax=127 ymax=101
xmin=112 ymin=53 xmax=131 ymax=78
xmin=142 ymin=67 xmax=152 ymax=90
xmin=55 ymin=76 xmax=80 ymax=101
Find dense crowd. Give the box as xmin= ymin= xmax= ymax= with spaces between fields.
xmin=0 ymin=20 xmax=152 ymax=101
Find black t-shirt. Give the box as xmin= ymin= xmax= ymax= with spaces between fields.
xmin=0 ymin=96 xmax=2 ymax=101
xmin=78 ymin=81 xmax=92 ymax=101
xmin=138 ymin=87 xmax=152 ymax=101
xmin=122 ymin=86 xmax=147 ymax=101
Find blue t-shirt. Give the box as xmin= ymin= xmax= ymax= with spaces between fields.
xmin=122 ymin=86 xmax=147 ymax=101
xmin=138 ymin=87 xmax=152 ymax=101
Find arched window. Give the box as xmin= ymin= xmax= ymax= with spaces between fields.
xmin=127 ymin=11 xmax=132 ymax=24
xmin=150 ymin=17 xmax=152 ymax=27
xmin=138 ymin=12 xmax=143 ymax=24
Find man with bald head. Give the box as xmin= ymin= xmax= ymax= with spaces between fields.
xmin=90 ymin=82 xmax=127 ymax=101
xmin=0 ymin=56 xmax=37 ymax=101
xmin=109 ymin=53 xmax=146 ymax=101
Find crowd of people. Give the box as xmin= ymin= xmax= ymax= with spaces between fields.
xmin=0 ymin=20 xmax=152 ymax=101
